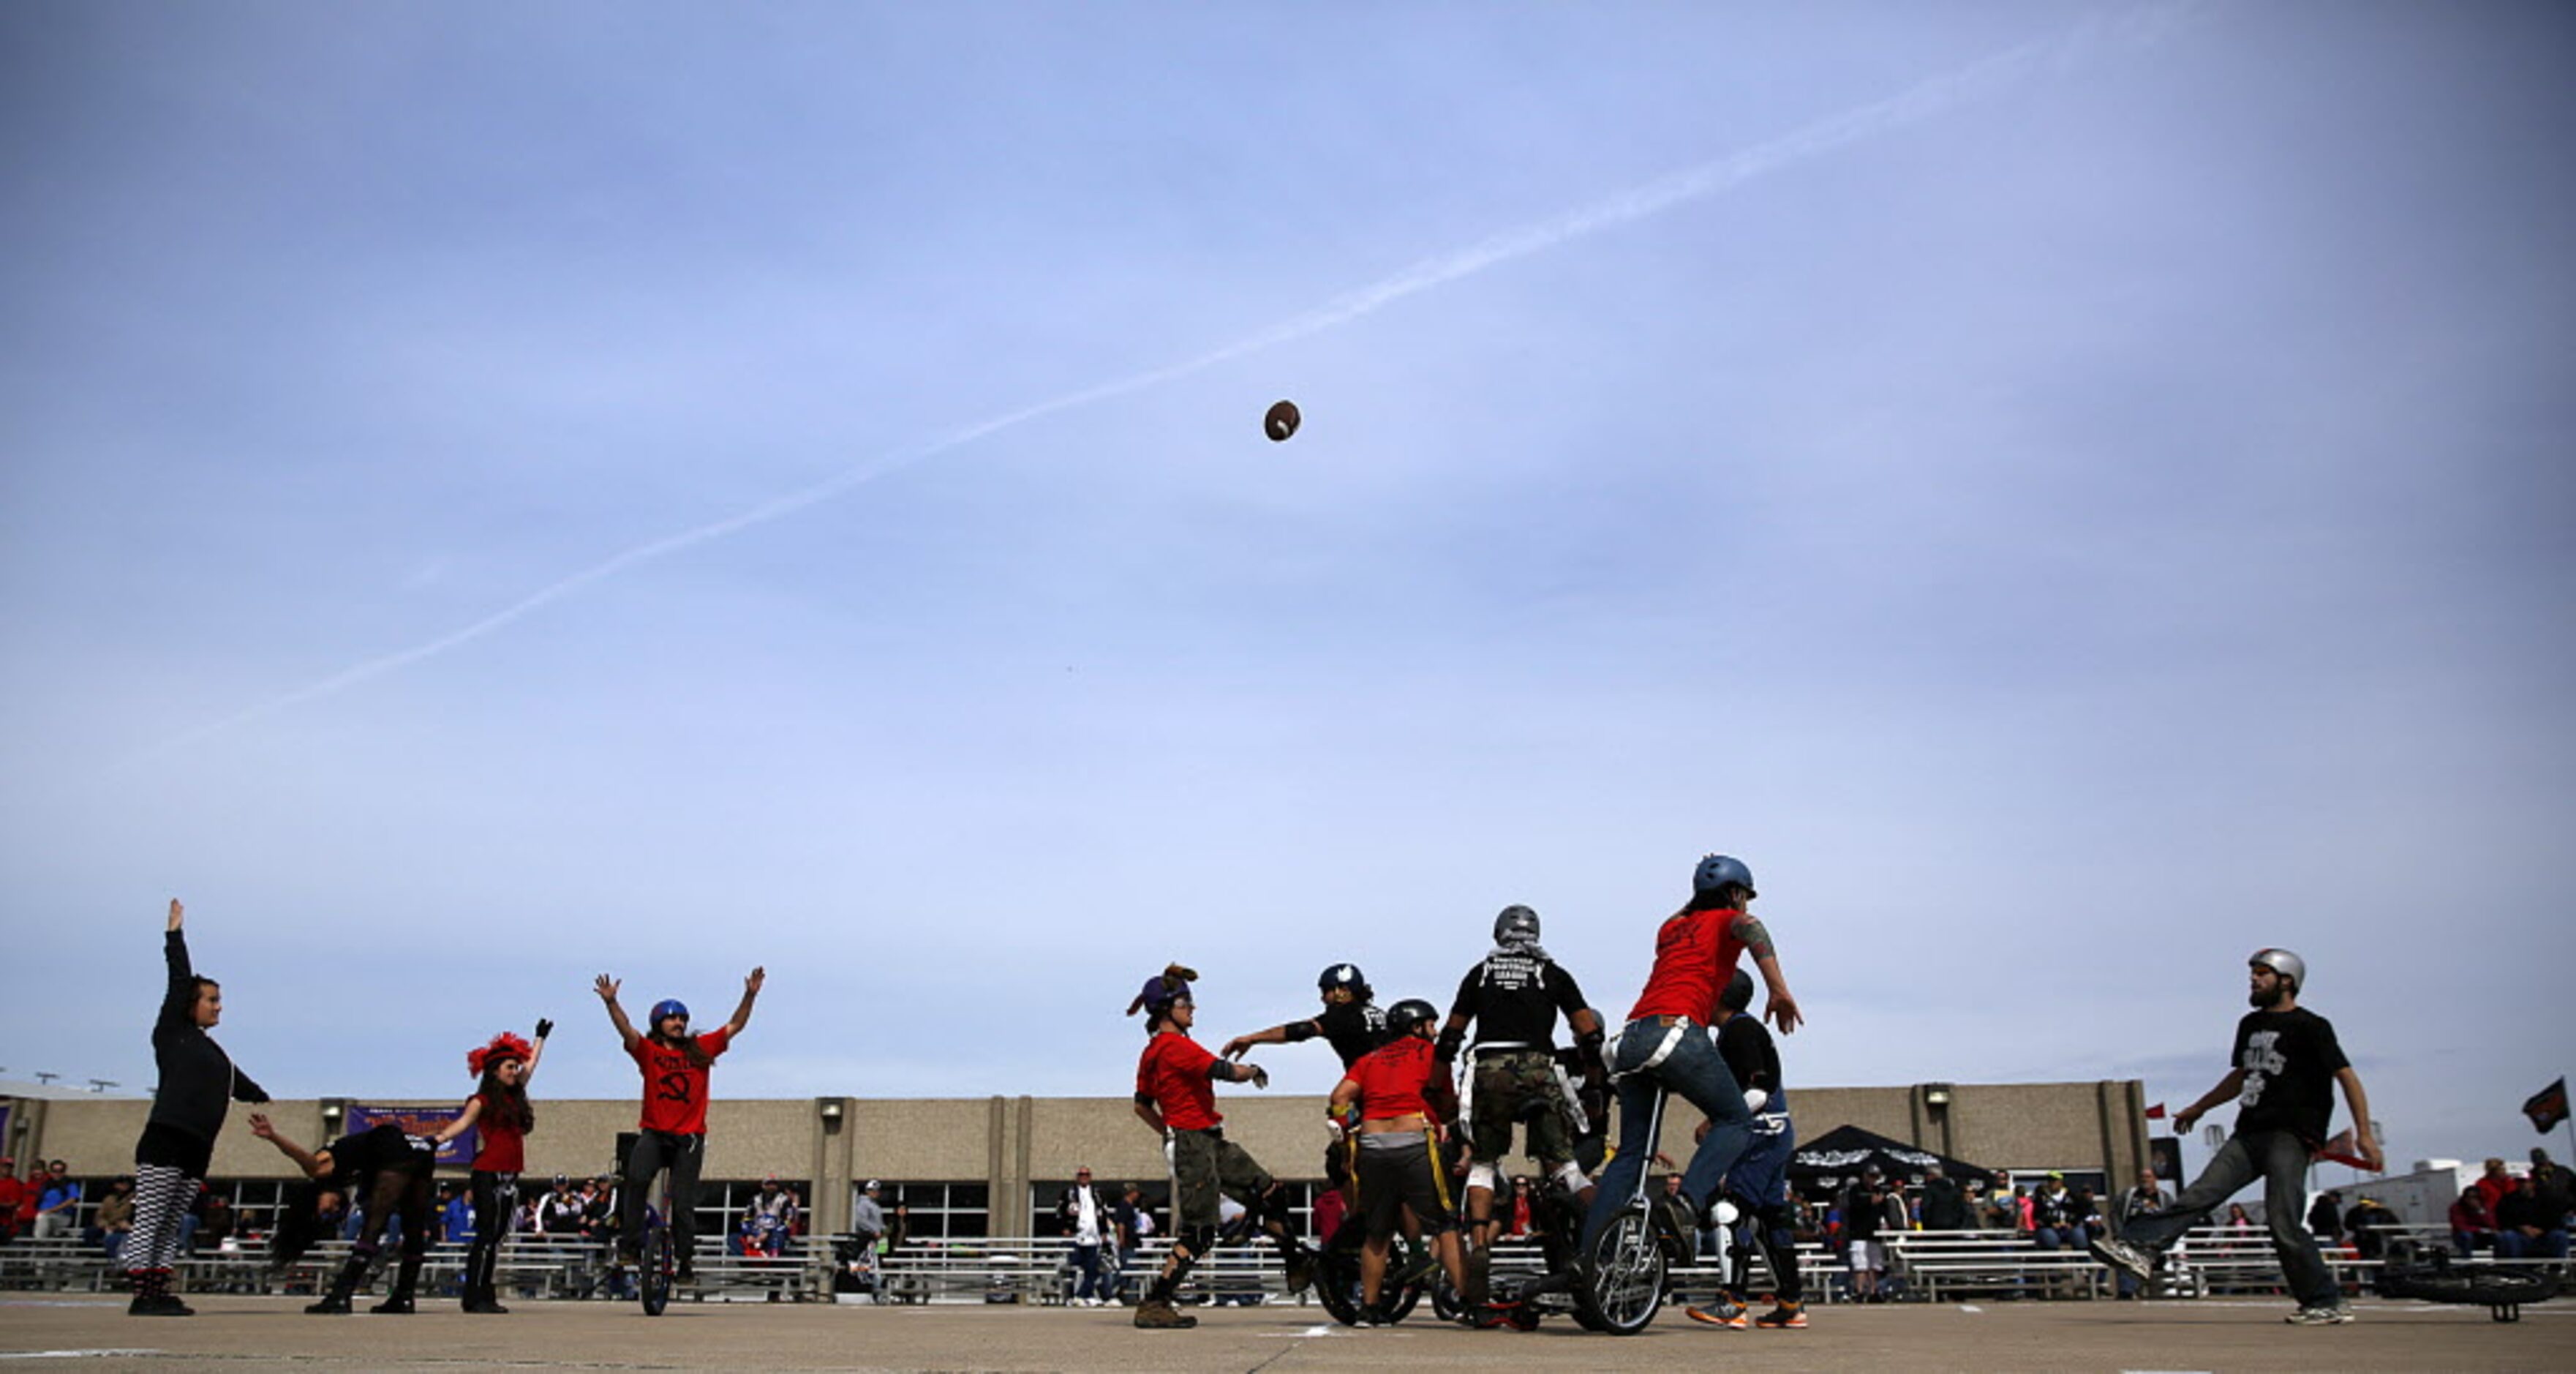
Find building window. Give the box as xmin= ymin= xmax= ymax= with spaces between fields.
xmin=862 ymin=1182 xmax=988 ymax=1241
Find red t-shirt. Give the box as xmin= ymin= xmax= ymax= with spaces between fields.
xmin=1347 ymin=1035 xmax=1439 ymax=1122
xmin=470 ymin=1092 xmax=527 ymax=1174
xmin=630 ymin=1027 xmax=732 ymax=1135
xmin=0 ymin=1178 xmax=25 ymax=1219
xmin=1136 ymin=1031 xmax=1221 ymax=1131
xmin=1627 ymin=906 xmax=1750 ymax=1024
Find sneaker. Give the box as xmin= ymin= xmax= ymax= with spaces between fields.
xmin=1355 ymin=1304 xmax=1393 ymax=1327
xmin=2087 ymin=1236 xmax=2155 ymax=1283
xmin=1755 ymin=1300 xmax=1808 ymax=1329
xmin=675 ymin=1262 xmax=696 ymax=1283
xmin=1685 ymin=1301 xmax=1749 ymax=1329
xmin=369 ymin=1296 xmax=415 ymax=1315
xmin=2285 ymin=1304 xmax=2354 ymax=1325
xmin=304 ymin=1294 xmax=353 ymax=1315
xmin=128 ymin=1293 xmax=193 ymax=1317
xmin=1132 ymin=1297 xmax=1197 ymax=1329
xmin=1473 ymin=1303 xmax=1517 ymax=1329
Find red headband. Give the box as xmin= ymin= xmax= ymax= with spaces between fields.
xmin=467 ymin=1032 xmax=535 ymax=1078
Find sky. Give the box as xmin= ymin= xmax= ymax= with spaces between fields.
xmin=3 ymin=1 xmax=2570 ymax=1179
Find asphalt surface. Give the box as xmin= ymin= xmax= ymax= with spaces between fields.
xmin=1 ymin=1294 xmax=2571 ymax=1370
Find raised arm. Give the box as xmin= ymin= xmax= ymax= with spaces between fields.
xmin=723 ymin=966 xmax=765 ymax=1038
xmin=159 ymin=899 xmax=196 ymax=1031
xmin=595 ymin=975 xmax=641 ymax=1051
xmin=248 ymin=1113 xmax=330 ymax=1180
xmin=525 ymin=1018 xmax=553 ymax=1082
xmin=1221 ymin=1021 xmax=1311 ymax=1061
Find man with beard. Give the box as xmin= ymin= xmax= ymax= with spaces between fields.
xmin=2090 ymin=949 xmax=2381 ymax=1326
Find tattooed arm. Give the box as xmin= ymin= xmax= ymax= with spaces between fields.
xmin=1729 ymin=912 xmax=1803 ymax=1034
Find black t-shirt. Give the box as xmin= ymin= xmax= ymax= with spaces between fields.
xmin=1315 ymin=999 xmax=1390 ymax=1071
xmin=1842 ymin=1185 xmax=1886 ymax=1239
xmin=1448 ymin=953 xmax=1587 ymax=1052
xmin=1714 ymin=1013 xmax=1781 ymax=1099
xmin=324 ymin=1125 xmax=436 ymax=1189
xmin=2229 ymin=1007 xmax=2349 ymax=1146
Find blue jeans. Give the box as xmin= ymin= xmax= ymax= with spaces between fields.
xmin=1580 ymin=1016 xmax=1752 ymax=1253
xmin=2118 ymin=1129 xmax=2336 ymax=1310
xmin=1071 ymin=1242 xmax=1105 ymax=1299
xmin=2497 ymin=1228 xmax=2569 ymax=1260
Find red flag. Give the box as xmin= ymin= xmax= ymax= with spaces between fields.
xmin=2525 ymin=1077 xmax=2569 ymax=1134
xmin=2144 ymin=1103 xmax=2167 ymax=1120
xmin=2316 ymin=1128 xmax=2373 ymax=1171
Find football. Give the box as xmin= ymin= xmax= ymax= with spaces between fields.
xmin=1264 ymin=399 xmax=1300 ymax=442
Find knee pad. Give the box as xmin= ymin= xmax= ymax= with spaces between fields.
xmin=1551 ymin=1161 xmax=1590 ymax=1194
xmin=1466 ymin=1164 xmax=1496 ymax=1193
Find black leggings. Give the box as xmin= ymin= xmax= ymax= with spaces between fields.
xmin=619 ymin=1130 xmax=704 ymax=1259
xmin=466 ymin=1171 xmax=517 ymax=1295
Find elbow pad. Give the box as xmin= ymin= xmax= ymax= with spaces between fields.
xmin=1282 ymin=1021 xmax=1319 ymax=1044
xmin=1434 ymin=1026 xmax=1464 ymax=1062
xmin=1743 ymin=1088 xmax=1769 ymax=1114
xmin=1576 ymin=1024 xmax=1605 ymax=1056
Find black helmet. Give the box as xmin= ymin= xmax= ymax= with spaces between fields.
xmin=1720 ymin=968 xmax=1756 ymax=1014
xmin=1318 ymin=963 xmax=1369 ymax=996
xmin=1493 ymin=904 xmax=1541 ymax=945
xmin=1692 ymin=853 xmax=1757 ymax=898
xmin=1386 ymin=998 xmax=1439 ymax=1037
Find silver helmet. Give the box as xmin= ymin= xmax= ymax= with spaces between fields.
xmin=2250 ymin=947 xmax=2306 ymax=991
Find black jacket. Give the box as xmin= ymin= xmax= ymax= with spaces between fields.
xmin=146 ymin=931 xmax=268 ymax=1141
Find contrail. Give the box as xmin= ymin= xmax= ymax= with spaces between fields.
xmin=143 ymin=1 xmax=2206 ymax=760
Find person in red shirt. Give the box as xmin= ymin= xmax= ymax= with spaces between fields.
xmin=1578 ymin=854 xmax=1802 ymax=1258
xmin=1327 ymin=998 xmax=1466 ymax=1322
xmin=429 ymin=1021 xmax=549 ymax=1313
xmin=0 ymin=1159 xmax=26 ymax=1246
xmin=1129 ymin=972 xmax=1315 ymax=1329
xmin=596 ymin=966 xmax=764 ymax=1282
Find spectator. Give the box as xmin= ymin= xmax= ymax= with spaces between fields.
xmin=2011 ymin=1184 xmax=2035 ymax=1234
xmin=578 ymin=1177 xmax=618 ymax=1248
xmin=2305 ymin=1187 xmax=2344 ymax=1247
xmin=1920 ymin=1165 xmax=1970 ymax=1231
xmin=195 ymin=1195 xmax=235 ymax=1253
xmin=2448 ymin=1187 xmax=2495 ymax=1256
xmin=2531 ymin=1149 xmax=2575 ymax=1231
xmin=1055 ymin=1167 xmax=1112 ymax=1306
xmin=2114 ymin=1170 xmax=2172 ymax=1299
xmin=746 ymin=1175 xmax=798 ymax=1258
xmin=2031 ymin=1173 xmax=2084 ymax=1253
xmin=437 ymin=1182 xmax=472 ymax=1246
xmin=1840 ymin=1168 xmax=1893 ymax=1302
xmin=2343 ymin=1195 xmax=2401 ymax=1261
xmin=34 ymin=1162 xmax=82 ymax=1240
xmin=1961 ymin=1180 xmax=1992 ymax=1230
xmin=0 ymin=1158 xmax=26 ymax=1245
xmin=541 ymin=1176 xmax=584 ymax=1235
xmin=1110 ymin=1182 xmax=1149 ymax=1302
xmin=91 ymin=1176 xmax=138 ymax=1258
xmin=1510 ymin=1177 xmax=1534 ymax=1238
xmin=511 ymin=1195 xmax=541 ymax=1236
xmin=2496 ymin=1174 xmax=2571 ymax=1261
xmin=2472 ymin=1158 xmax=2516 ymax=1220
xmin=2224 ymin=1201 xmax=2256 ymax=1231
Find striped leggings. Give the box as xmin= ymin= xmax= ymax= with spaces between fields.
xmin=127 ymin=1164 xmax=200 ymax=1274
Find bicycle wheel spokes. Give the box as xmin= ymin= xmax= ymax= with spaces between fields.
xmin=1580 ymin=1209 xmax=1665 ymax=1334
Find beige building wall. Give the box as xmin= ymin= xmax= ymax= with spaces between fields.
xmin=10 ymin=1078 xmax=2147 ymax=1228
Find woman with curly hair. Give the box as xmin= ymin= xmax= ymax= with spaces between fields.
xmin=437 ymin=1022 xmax=549 ymax=1313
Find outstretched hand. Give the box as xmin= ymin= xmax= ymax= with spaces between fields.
xmin=1766 ymin=991 xmax=1804 ymax=1035
xmin=247 ymin=1112 xmax=274 ymax=1139
xmin=595 ymin=975 xmax=620 ymax=1003
xmin=745 ymin=966 xmax=767 ymax=996
xmin=1245 ymin=1064 xmax=1270 ymax=1090
xmin=1221 ymin=1037 xmax=1254 ymax=1061
xmin=535 ymin=1018 xmax=554 ymax=1040
xmin=167 ymin=898 xmax=184 ymax=932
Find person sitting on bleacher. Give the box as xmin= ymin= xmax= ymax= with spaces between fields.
xmin=2449 ymin=1187 xmax=2495 ymax=1256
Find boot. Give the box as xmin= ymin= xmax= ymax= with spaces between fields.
xmin=1281 ymin=1243 xmax=1317 ymax=1295
xmin=371 ymin=1254 xmax=422 ymax=1314
xmin=306 ymin=1255 xmax=366 ymax=1315
xmin=1133 ymin=1296 xmax=1198 ymax=1329
xmin=1464 ymin=1244 xmax=1492 ymax=1309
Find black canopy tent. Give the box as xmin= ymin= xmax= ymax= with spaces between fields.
xmin=1789 ymin=1125 xmax=1997 ymax=1192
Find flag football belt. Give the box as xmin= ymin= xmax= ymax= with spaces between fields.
xmin=1617 ymin=1016 xmax=1695 ymax=1078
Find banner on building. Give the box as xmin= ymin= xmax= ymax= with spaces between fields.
xmin=347 ymin=1103 xmax=475 ymax=1167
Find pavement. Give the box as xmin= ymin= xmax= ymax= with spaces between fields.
xmin=1 ymin=1294 xmax=2571 ymax=1370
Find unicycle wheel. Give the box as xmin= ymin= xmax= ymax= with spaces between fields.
xmin=1572 ymin=1207 xmax=1666 ymax=1335
xmin=640 ymin=1228 xmax=675 ymax=1315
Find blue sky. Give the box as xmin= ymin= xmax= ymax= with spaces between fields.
xmin=4 ymin=1 xmax=2570 ymax=1176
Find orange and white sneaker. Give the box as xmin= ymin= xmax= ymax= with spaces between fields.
xmin=1685 ymin=1296 xmax=1750 ymax=1329
xmin=1755 ymin=1299 xmax=1808 ymax=1329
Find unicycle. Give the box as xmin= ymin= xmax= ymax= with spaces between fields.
xmin=639 ymin=1175 xmax=677 ymax=1316
xmin=1572 ymin=1084 xmax=1670 ymax=1336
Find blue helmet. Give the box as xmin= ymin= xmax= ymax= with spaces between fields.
xmin=649 ymin=999 xmax=689 ymax=1025
xmin=1692 ymin=853 xmax=1757 ymax=898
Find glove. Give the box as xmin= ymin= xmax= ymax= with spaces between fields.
xmin=1743 ymin=1088 xmax=1769 ymax=1114
xmin=535 ymin=1018 xmax=554 ymax=1040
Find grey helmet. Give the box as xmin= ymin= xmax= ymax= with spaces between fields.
xmin=1494 ymin=904 xmax=1541 ymax=945
xmin=2250 ymin=947 xmax=2306 ymax=991
xmin=1693 ymin=853 xmax=1757 ymax=898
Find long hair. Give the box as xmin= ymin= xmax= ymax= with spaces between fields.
xmin=270 ymin=1180 xmax=334 ymax=1268
xmin=649 ymin=1028 xmax=715 ymax=1070
xmin=476 ymin=1065 xmax=536 ymax=1134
